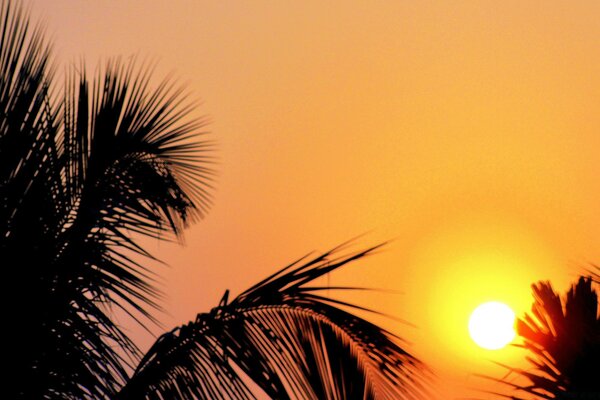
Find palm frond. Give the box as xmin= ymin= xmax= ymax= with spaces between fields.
xmin=0 ymin=0 xmax=55 ymax=237
xmin=27 ymin=61 xmax=214 ymax=398
xmin=57 ymin=58 xmax=214 ymax=309
xmin=120 ymin=245 xmax=432 ymax=400
xmin=1 ymin=3 xmax=214 ymax=397
xmin=495 ymin=277 xmax=600 ymax=399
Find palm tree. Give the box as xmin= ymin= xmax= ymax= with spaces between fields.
xmin=496 ymin=274 xmax=600 ymax=399
xmin=1 ymin=3 xmax=430 ymax=399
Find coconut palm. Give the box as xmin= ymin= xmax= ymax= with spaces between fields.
xmin=2 ymin=3 xmax=430 ymax=399
xmin=496 ymin=274 xmax=600 ymax=400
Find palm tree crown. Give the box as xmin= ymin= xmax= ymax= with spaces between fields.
xmin=498 ymin=275 xmax=600 ymax=399
xmin=2 ymin=3 xmax=430 ymax=399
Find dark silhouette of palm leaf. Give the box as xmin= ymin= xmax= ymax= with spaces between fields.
xmin=119 ymin=245 xmax=432 ymax=400
xmin=492 ymin=276 xmax=600 ymax=400
xmin=2 ymin=4 xmax=213 ymax=398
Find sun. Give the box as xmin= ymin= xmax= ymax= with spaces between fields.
xmin=468 ymin=301 xmax=516 ymax=350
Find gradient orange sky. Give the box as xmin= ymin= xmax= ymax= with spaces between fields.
xmin=31 ymin=2 xmax=600 ymax=398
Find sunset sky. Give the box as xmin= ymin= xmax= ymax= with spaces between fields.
xmin=30 ymin=1 xmax=600 ymax=398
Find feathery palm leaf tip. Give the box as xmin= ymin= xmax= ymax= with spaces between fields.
xmin=121 ymin=245 xmax=432 ymax=400
xmin=495 ymin=276 xmax=600 ymax=400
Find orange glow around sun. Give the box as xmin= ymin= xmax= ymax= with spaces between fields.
xmin=409 ymin=213 xmax=568 ymax=377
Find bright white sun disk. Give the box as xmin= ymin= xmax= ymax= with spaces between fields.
xmin=468 ymin=301 xmax=516 ymax=350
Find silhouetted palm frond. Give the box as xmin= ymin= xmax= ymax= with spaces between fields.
xmin=495 ymin=277 xmax=600 ymax=400
xmin=57 ymin=58 xmax=213 ymax=324
xmin=2 ymin=3 xmax=213 ymax=398
xmin=119 ymin=245 xmax=432 ymax=400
